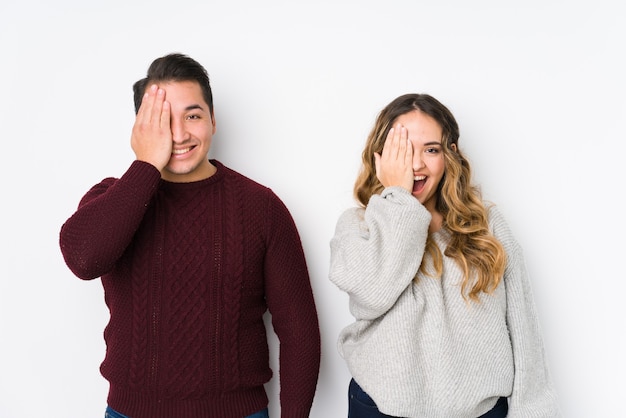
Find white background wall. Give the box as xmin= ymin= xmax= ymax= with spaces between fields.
xmin=1 ymin=1 xmax=624 ymax=417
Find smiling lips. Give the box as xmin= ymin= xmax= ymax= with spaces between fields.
xmin=172 ymin=147 xmax=193 ymax=155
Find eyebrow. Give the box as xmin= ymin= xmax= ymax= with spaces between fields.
xmin=185 ymin=104 xmax=206 ymax=112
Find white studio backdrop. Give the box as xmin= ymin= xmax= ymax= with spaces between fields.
xmin=1 ymin=1 xmax=624 ymax=417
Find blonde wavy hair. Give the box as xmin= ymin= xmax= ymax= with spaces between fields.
xmin=354 ymin=94 xmax=506 ymax=301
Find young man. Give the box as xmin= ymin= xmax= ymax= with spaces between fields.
xmin=60 ymin=53 xmax=321 ymax=418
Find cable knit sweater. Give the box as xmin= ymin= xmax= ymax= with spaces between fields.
xmin=329 ymin=187 xmax=560 ymax=418
xmin=60 ymin=160 xmax=321 ymax=418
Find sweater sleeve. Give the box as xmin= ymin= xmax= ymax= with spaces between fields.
xmin=489 ymin=207 xmax=562 ymax=417
xmin=59 ymin=161 xmax=162 ymax=280
xmin=329 ymin=187 xmax=431 ymax=320
xmin=262 ymin=191 xmax=321 ymax=417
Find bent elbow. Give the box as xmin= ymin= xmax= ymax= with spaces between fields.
xmin=349 ymin=297 xmax=393 ymax=321
xmin=59 ymin=241 xmax=106 ymax=281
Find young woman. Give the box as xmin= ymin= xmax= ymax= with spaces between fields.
xmin=329 ymin=94 xmax=561 ymax=418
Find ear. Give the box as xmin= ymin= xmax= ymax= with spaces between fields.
xmin=450 ymin=143 xmax=457 ymax=152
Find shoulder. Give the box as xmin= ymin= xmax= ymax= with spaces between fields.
xmin=215 ymin=160 xmax=282 ymax=199
xmin=215 ymin=161 xmax=270 ymax=191
xmin=336 ymin=206 xmax=366 ymax=228
xmin=92 ymin=176 xmax=118 ymax=189
xmin=214 ymin=160 xmax=292 ymax=215
xmin=333 ymin=206 xmax=376 ymax=241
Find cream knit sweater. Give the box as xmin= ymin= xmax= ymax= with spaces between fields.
xmin=330 ymin=187 xmax=561 ymax=418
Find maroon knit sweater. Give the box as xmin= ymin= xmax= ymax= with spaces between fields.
xmin=59 ymin=160 xmax=321 ymax=418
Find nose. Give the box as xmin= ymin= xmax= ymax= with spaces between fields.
xmin=170 ymin=119 xmax=188 ymax=143
xmin=412 ymin=152 xmax=425 ymax=172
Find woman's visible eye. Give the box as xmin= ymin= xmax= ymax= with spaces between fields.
xmin=425 ymin=147 xmax=441 ymax=154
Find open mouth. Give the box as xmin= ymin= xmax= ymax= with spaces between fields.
xmin=413 ymin=175 xmax=427 ymax=194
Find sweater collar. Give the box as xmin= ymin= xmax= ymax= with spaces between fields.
xmin=159 ymin=159 xmax=226 ymax=192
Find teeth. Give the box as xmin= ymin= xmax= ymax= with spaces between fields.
xmin=414 ymin=175 xmax=426 ymax=181
xmin=172 ymin=147 xmax=191 ymax=155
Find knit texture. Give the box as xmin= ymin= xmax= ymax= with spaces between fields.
xmin=329 ymin=186 xmax=561 ymax=418
xmin=60 ymin=160 xmax=320 ymax=418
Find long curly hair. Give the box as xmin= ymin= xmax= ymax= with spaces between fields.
xmin=354 ymin=94 xmax=506 ymax=301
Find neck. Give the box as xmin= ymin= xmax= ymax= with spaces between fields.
xmin=428 ymin=210 xmax=443 ymax=234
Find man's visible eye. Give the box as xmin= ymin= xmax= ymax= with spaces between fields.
xmin=186 ymin=114 xmax=201 ymax=120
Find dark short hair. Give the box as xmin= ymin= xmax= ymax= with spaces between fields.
xmin=132 ymin=53 xmax=214 ymax=115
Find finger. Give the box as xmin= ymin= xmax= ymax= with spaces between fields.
xmin=405 ymin=137 xmax=413 ymax=167
xmin=161 ymin=100 xmax=171 ymax=130
xmin=382 ymin=127 xmax=396 ymax=160
xmin=135 ymin=94 xmax=150 ymax=126
xmin=150 ymin=87 xmax=165 ymax=125
xmin=137 ymin=84 xmax=157 ymax=123
xmin=392 ymin=123 xmax=405 ymax=159
xmin=400 ymin=126 xmax=413 ymax=165
xmin=397 ymin=126 xmax=407 ymax=159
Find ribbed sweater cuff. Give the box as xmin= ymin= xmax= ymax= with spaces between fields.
xmin=125 ymin=160 xmax=162 ymax=183
xmin=280 ymin=407 xmax=313 ymax=418
xmin=108 ymin=385 xmax=268 ymax=418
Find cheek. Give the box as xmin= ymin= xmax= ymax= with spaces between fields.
xmin=428 ymin=156 xmax=446 ymax=176
xmin=195 ymin=125 xmax=214 ymax=141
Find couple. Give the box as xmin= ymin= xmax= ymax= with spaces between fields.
xmin=59 ymin=53 xmax=560 ymax=418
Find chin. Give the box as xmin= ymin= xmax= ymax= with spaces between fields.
xmin=167 ymin=162 xmax=196 ymax=174
xmin=415 ymin=192 xmax=434 ymax=206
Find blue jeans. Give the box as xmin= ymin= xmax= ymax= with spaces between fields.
xmin=348 ymin=379 xmax=508 ymax=418
xmin=247 ymin=408 xmax=270 ymax=418
xmin=104 ymin=407 xmax=128 ymax=418
xmin=105 ymin=405 xmax=269 ymax=418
